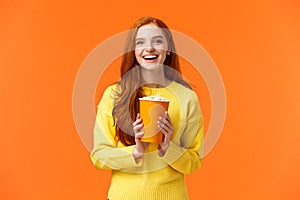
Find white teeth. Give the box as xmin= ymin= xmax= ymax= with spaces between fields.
xmin=143 ymin=55 xmax=158 ymax=59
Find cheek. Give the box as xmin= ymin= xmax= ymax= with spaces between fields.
xmin=135 ymin=49 xmax=142 ymax=57
xmin=134 ymin=50 xmax=140 ymax=60
xmin=157 ymin=45 xmax=168 ymax=54
xmin=159 ymin=49 xmax=167 ymax=57
xmin=159 ymin=52 xmax=167 ymax=63
xmin=134 ymin=50 xmax=143 ymax=64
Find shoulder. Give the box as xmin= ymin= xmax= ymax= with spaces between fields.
xmin=102 ymin=83 xmax=120 ymax=99
xmin=97 ymin=83 xmax=120 ymax=108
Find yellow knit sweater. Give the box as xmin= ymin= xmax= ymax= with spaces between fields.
xmin=91 ymin=81 xmax=204 ymax=200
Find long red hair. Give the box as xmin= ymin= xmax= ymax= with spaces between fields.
xmin=112 ymin=16 xmax=192 ymax=146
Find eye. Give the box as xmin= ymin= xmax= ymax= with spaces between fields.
xmin=153 ymin=39 xmax=163 ymax=44
xmin=136 ymin=40 xmax=144 ymax=45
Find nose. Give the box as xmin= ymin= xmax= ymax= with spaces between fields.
xmin=145 ymin=41 xmax=155 ymax=52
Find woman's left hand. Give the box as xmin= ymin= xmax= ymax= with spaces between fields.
xmin=157 ymin=111 xmax=174 ymax=157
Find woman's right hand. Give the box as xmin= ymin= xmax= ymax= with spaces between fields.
xmin=132 ymin=113 xmax=149 ymax=162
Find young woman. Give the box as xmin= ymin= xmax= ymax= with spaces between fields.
xmin=91 ymin=16 xmax=204 ymax=200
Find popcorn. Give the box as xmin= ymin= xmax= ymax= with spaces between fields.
xmin=139 ymin=95 xmax=169 ymax=102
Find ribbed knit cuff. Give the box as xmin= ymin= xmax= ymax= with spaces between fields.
xmin=115 ymin=145 xmax=143 ymax=169
xmin=158 ymin=141 xmax=185 ymax=164
xmin=92 ymin=145 xmax=143 ymax=170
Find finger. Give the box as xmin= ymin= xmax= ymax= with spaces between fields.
xmin=161 ymin=125 xmax=172 ymax=137
xmin=158 ymin=123 xmax=171 ymax=138
xmin=163 ymin=120 xmax=174 ymax=133
xmin=133 ymin=123 xmax=144 ymax=133
xmin=136 ymin=113 xmax=140 ymax=120
xmin=132 ymin=113 xmax=141 ymax=127
xmin=157 ymin=120 xmax=168 ymax=131
xmin=158 ymin=116 xmax=167 ymax=125
xmin=159 ymin=115 xmax=171 ymax=126
xmin=133 ymin=118 xmax=142 ymax=125
xmin=160 ymin=128 xmax=171 ymax=141
xmin=165 ymin=112 xmax=173 ymax=127
xmin=158 ymin=117 xmax=172 ymax=130
xmin=165 ymin=111 xmax=170 ymax=121
xmin=158 ymin=123 xmax=173 ymax=142
xmin=162 ymin=112 xmax=174 ymax=130
xmin=134 ymin=131 xmax=144 ymax=139
xmin=132 ymin=118 xmax=143 ymax=127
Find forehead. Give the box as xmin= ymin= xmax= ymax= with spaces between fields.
xmin=136 ymin=23 xmax=166 ymax=39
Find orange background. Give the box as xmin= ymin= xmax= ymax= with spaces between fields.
xmin=1 ymin=0 xmax=300 ymax=199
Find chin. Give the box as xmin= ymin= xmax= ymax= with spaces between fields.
xmin=140 ymin=63 xmax=163 ymax=70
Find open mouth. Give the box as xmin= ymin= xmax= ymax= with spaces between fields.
xmin=142 ymin=54 xmax=159 ymax=60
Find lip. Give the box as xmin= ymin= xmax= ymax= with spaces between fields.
xmin=142 ymin=54 xmax=159 ymax=58
xmin=142 ymin=54 xmax=159 ymax=63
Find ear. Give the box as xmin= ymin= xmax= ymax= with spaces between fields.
xmin=166 ymin=51 xmax=170 ymax=55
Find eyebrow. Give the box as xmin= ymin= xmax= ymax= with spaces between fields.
xmin=135 ymin=35 xmax=164 ymax=40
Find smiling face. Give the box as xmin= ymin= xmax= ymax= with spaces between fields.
xmin=135 ymin=23 xmax=169 ymax=71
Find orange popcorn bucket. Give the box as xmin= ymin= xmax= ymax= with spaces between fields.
xmin=139 ymin=98 xmax=169 ymax=143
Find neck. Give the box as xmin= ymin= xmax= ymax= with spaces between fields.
xmin=140 ymin=67 xmax=170 ymax=88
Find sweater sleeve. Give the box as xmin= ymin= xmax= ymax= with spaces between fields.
xmin=90 ymin=86 xmax=142 ymax=170
xmin=159 ymin=92 xmax=204 ymax=174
